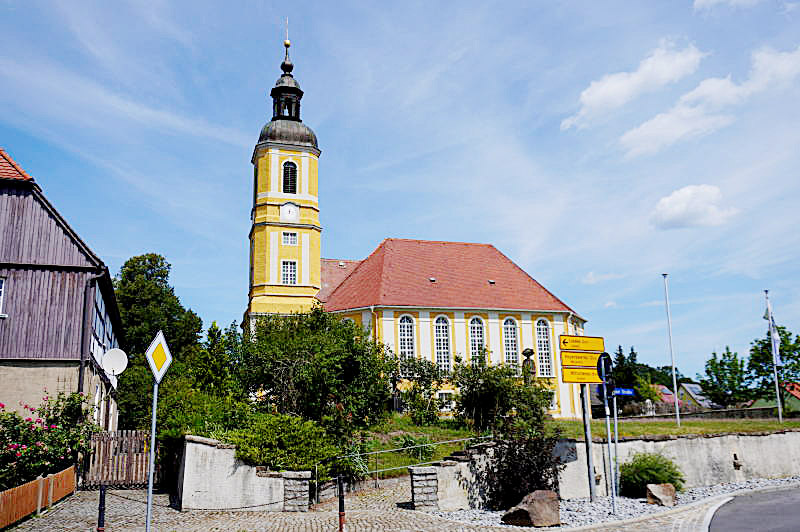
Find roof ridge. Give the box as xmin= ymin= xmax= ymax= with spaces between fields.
xmin=384 ymin=237 xmax=491 ymax=246
xmin=0 ymin=148 xmax=36 ymax=182
xmin=324 ymin=239 xmax=388 ymax=304
xmin=490 ymin=244 xmax=577 ymax=316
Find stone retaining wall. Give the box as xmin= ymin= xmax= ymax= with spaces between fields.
xmin=414 ymin=429 xmax=800 ymax=511
xmin=177 ymin=435 xmax=310 ymax=512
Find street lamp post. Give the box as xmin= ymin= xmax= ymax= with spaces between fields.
xmin=662 ymin=274 xmax=680 ymax=427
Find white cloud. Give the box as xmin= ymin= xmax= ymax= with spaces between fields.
xmin=694 ymin=0 xmax=764 ymax=9
xmin=582 ymin=271 xmax=625 ymax=284
xmin=621 ymin=45 xmax=800 ymax=156
xmin=604 ymin=301 xmax=618 ymax=308
xmin=650 ymin=184 xmax=738 ymax=229
xmin=561 ymin=41 xmax=705 ymax=130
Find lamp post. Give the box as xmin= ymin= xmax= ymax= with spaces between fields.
xmin=662 ymin=274 xmax=680 ymax=427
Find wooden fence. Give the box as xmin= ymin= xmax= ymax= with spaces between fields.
xmin=83 ymin=430 xmax=153 ymax=489
xmin=0 ymin=466 xmax=75 ymax=529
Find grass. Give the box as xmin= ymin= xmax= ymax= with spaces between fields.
xmin=363 ymin=413 xmax=480 ymax=479
xmin=551 ymin=418 xmax=800 ymax=440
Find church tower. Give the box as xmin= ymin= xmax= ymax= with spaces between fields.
xmin=246 ymin=39 xmax=321 ymax=320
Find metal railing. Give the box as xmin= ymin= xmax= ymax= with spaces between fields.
xmin=313 ymin=434 xmax=493 ymax=503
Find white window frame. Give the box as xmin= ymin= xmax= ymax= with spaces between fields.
xmin=0 ymin=277 xmax=6 ymax=317
xmin=281 ymin=260 xmax=297 ymax=285
xmin=502 ymin=317 xmax=520 ymax=372
xmin=434 ymin=315 xmax=451 ymax=373
xmin=469 ymin=317 xmax=485 ymax=364
xmin=398 ymin=315 xmax=415 ymax=362
xmin=282 ymin=231 xmax=298 ymax=246
xmin=438 ymin=392 xmax=454 ymax=412
xmin=536 ymin=319 xmax=554 ymax=377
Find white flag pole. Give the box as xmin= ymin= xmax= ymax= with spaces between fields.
xmin=662 ymin=274 xmax=680 ymax=427
xmin=765 ymin=290 xmax=783 ymax=423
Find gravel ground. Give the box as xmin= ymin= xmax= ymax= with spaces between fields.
xmin=431 ymin=476 xmax=800 ymax=529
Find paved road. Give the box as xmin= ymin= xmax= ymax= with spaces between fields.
xmin=710 ymin=486 xmax=800 ymax=532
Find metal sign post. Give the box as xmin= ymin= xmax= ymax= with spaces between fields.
xmin=613 ymin=394 xmax=620 ymax=496
xmin=597 ymin=352 xmax=616 ymax=514
xmin=579 ymin=384 xmax=597 ymax=502
xmin=143 ymin=331 xmax=173 ymax=532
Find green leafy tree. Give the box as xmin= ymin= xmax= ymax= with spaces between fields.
xmin=634 ymin=374 xmax=661 ymax=403
xmin=234 ymin=307 xmax=393 ymax=441
xmin=397 ymin=357 xmax=445 ymax=426
xmin=748 ymin=326 xmax=800 ymax=400
xmin=698 ymin=347 xmax=750 ymax=407
xmin=187 ymin=322 xmax=242 ymax=398
xmin=114 ymin=254 xmax=203 ymax=429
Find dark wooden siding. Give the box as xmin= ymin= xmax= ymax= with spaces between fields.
xmin=0 ymin=267 xmax=90 ymax=359
xmin=0 ymin=184 xmax=94 ymax=267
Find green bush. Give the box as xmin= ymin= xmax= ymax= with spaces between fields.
xmin=0 ymin=392 xmax=97 ymax=490
xmin=224 ymin=413 xmax=340 ymax=481
xmin=619 ymin=452 xmax=685 ymax=497
xmin=398 ymin=357 xmax=445 ymax=426
xmin=394 ymin=434 xmax=435 ymax=462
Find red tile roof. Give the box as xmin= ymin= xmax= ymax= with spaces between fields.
xmin=0 ymin=148 xmax=35 ymax=182
xmin=322 ymin=238 xmax=576 ymax=314
xmin=317 ymin=258 xmax=362 ymax=303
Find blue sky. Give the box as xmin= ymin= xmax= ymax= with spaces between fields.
xmin=1 ymin=0 xmax=798 ymax=380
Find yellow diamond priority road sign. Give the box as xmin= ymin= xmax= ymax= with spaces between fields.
xmin=145 ymin=330 xmax=172 ymax=384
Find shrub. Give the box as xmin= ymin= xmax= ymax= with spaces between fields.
xmin=394 ymin=434 xmax=435 ymax=462
xmin=224 ymin=413 xmax=340 ymax=481
xmin=0 ymin=392 xmax=97 ymax=490
xmin=398 ymin=357 xmax=445 ymax=426
xmin=619 ymin=452 xmax=685 ymax=497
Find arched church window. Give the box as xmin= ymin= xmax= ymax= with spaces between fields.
xmin=469 ymin=317 xmax=485 ymax=364
xmin=283 ymin=162 xmax=297 ymax=194
xmin=434 ymin=316 xmax=451 ymax=373
xmin=398 ymin=315 xmax=415 ymax=363
xmin=536 ymin=319 xmax=553 ymax=377
xmin=503 ymin=318 xmax=519 ymax=372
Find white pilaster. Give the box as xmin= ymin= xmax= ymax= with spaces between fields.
xmin=382 ymin=310 xmax=396 ymax=353
xmin=361 ymin=310 xmax=373 ymax=334
xmin=488 ymin=312 xmax=501 ymax=365
xmin=301 ymin=154 xmax=309 ymax=195
xmin=269 ymin=231 xmax=278 ymax=284
xmin=270 ymin=149 xmax=279 ymax=193
xmin=453 ymin=311 xmax=466 ymax=362
xmin=521 ymin=313 xmax=534 ymax=352
xmin=418 ymin=311 xmax=431 ymax=361
xmin=301 ymin=233 xmax=310 ymax=285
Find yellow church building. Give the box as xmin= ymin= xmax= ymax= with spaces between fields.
xmin=246 ymin=41 xmax=587 ymax=419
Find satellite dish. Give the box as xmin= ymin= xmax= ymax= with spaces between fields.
xmin=102 ymin=348 xmax=128 ymax=376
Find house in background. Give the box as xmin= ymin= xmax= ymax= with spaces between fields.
xmin=654 ymin=384 xmax=684 ymax=408
xmin=678 ymin=382 xmax=719 ymax=410
xmin=0 ymin=148 xmax=122 ymax=429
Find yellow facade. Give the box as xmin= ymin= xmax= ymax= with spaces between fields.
xmin=247 ymin=146 xmax=322 ymax=317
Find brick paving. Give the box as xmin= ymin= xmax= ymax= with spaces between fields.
xmin=13 ymin=481 xmax=718 ymax=531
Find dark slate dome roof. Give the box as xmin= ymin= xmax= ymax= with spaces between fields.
xmin=259 ymin=119 xmax=318 ymax=149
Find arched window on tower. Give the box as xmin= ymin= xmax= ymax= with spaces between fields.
xmin=469 ymin=317 xmax=485 ymax=365
xmin=434 ymin=316 xmax=451 ymax=373
xmin=536 ymin=319 xmax=553 ymax=377
xmin=283 ymin=162 xmax=297 ymax=194
xmin=503 ymin=318 xmax=519 ymax=373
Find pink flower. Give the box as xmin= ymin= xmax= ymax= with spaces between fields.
xmin=20 ymin=445 xmax=27 ymax=450
xmin=50 ymin=424 xmax=57 ymax=429
xmin=0 ymin=402 xmax=5 ymax=409
xmin=36 ymin=441 xmax=44 ymax=447
xmin=58 ymin=456 xmax=64 ymax=460
xmin=35 ymin=418 xmax=42 ymax=423
xmin=25 ymin=417 xmax=32 ymax=422
xmin=15 ymin=452 xmax=21 ymax=457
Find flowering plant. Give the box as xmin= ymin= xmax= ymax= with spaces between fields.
xmin=0 ymin=391 xmax=98 ymax=490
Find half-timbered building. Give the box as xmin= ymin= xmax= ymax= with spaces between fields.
xmin=0 ymin=148 xmax=122 ymax=429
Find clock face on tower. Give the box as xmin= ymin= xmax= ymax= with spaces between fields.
xmin=280 ymin=202 xmax=300 ymax=222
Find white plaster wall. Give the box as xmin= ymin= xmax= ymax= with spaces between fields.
xmin=178 ymin=436 xmax=284 ymax=511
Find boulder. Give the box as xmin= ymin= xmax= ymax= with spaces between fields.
xmin=501 ymin=490 xmax=560 ymax=527
xmin=646 ymin=483 xmax=676 ymax=507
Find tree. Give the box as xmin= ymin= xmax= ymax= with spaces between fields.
xmin=398 ymin=357 xmax=445 ymax=426
xmin=698 ymin=347 xmax=750 ymax=407
xmin=114 ymin=254 xmax=203 ymax=429
xmin=187 ymin=322 xmax=242 ymax=398
xmin=234 ymin=307 xmax=393 ymax=441
xmin=747 ymin=326 xmax=800 ymax=400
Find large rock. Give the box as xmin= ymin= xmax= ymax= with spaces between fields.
xmin=646 ymin=483 xmax=676 ymax=507
xmin=501 ymin=490 xmax=560 ymax=527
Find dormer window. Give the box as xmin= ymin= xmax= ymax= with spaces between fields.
xmin=283 ymin=162 xmax=297 ymax=194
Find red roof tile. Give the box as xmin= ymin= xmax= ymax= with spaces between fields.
xmin=322 ymin=238 xmax=576 ymax=314
xmin=0 ymin=148 xmax=35 ymax=182
xmin=317 ymin=258 xmax=362 ymax=302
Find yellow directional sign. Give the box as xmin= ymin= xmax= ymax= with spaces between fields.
xmin=562 ymin=367 xmax=603 ymax=384
xmin=145 ymin=330 xmax=173 ymax=384
xmin=561 ymin=351 xmax=602 ymax=368
xmin=559 ymin=335 xmax=604 ymax=353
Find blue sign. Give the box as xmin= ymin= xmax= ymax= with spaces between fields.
xmin=614 ymin=387 xmax=635 ymax=396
